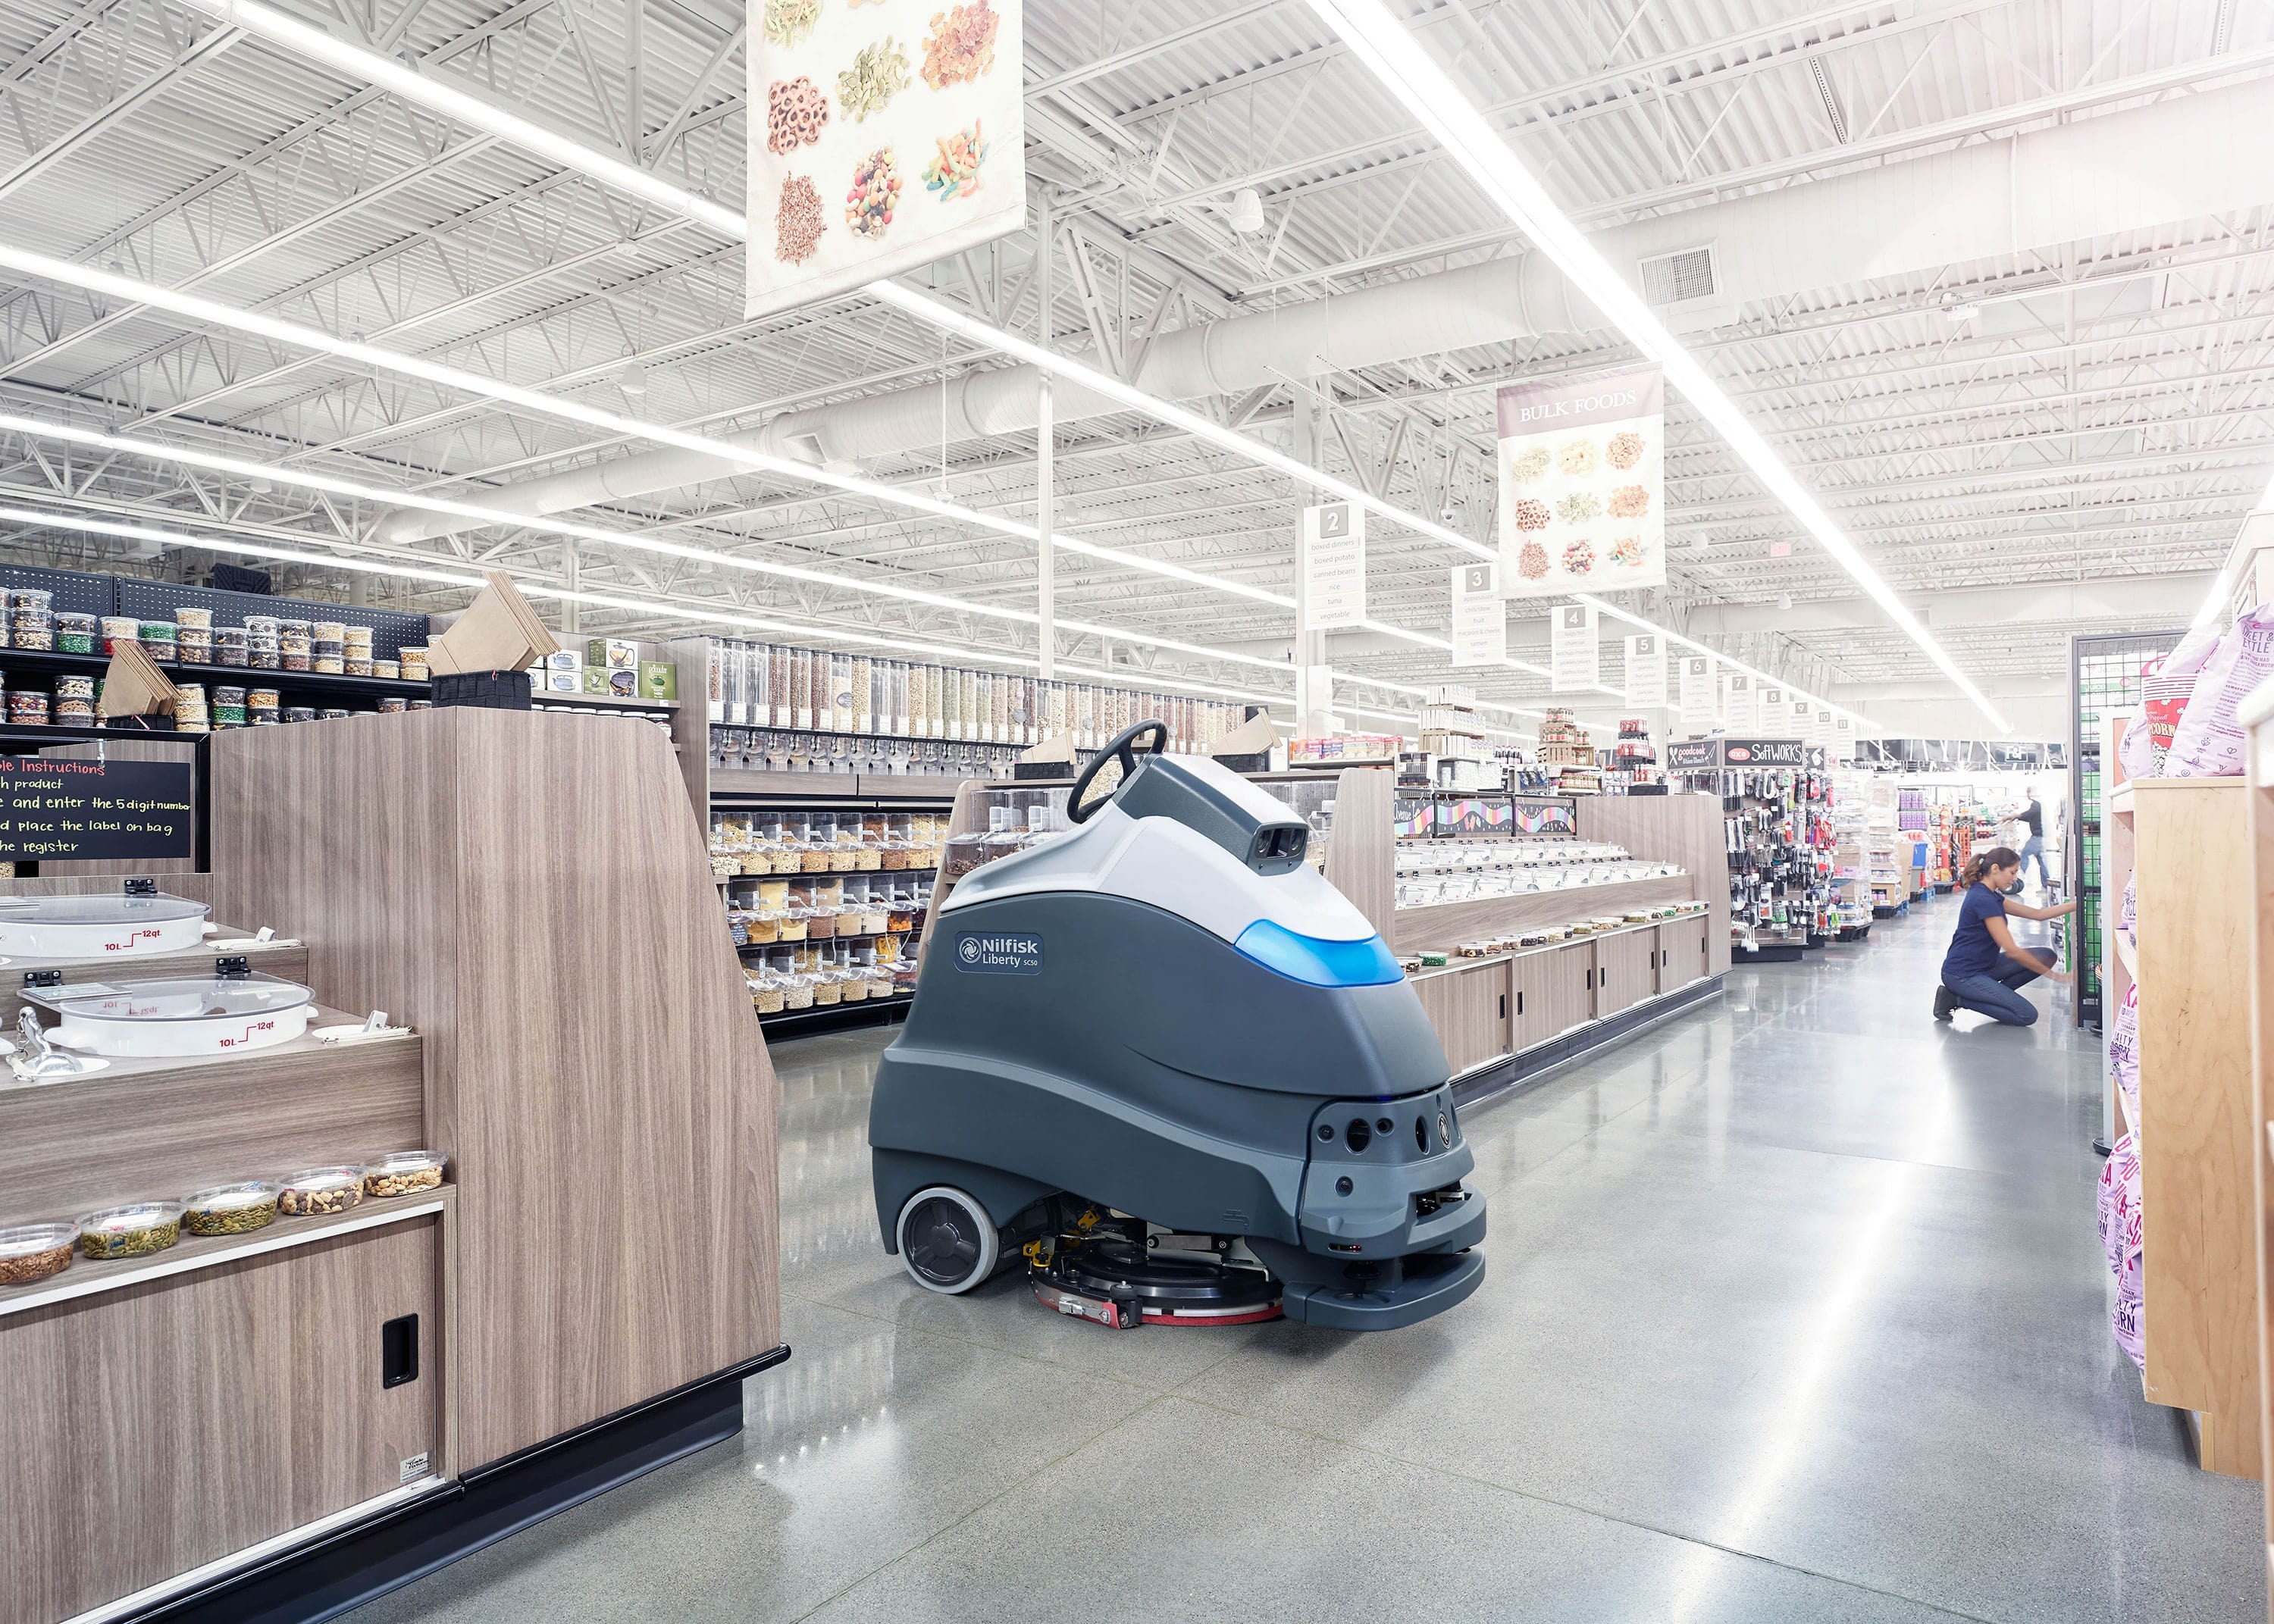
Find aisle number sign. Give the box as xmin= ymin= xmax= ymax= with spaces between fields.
xmin=1551 ymin=604 xmax=1597 ymax=693
xmin=1677 ymin=656 xmax=1714 ymax=734
xmin=1723 ymin=671 xmax=1756 ymax=731
xmin=1301 ymin=502 xmax=1367 ymax=631
xmin=1624 ymin=634 xmax=1666 ymax=707
xmin=1758 ymin=685 xmax=1787 ymax=735
xmin=1449 ymin=563 xmax=1505 ymax=667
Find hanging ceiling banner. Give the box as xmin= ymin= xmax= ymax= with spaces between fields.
xmin=1624 ymin=634 xmax=1666 ymax=708
xmin=1551 ymin=603 xmax=1598 ymax=693
xmin=1723 ymin=671 xmax=1756 ymax=732
xmin=747 ymin=0 xmax=1025 ymax=319
xmin=1834 ymin=715 xmax=1858 ymax=761
xmin=1449 ymin=562 xmax=1505 ymax=668
xmin=1301 ymin=501 xmax=1367 ymax=631
xmin=1495 ymin=361 xmax=1666 ymax=599
xmin=1790 ymin=698 xmax=1814 ymax=743
xmin=1677 ymin=655 xmax=1714 ymax=734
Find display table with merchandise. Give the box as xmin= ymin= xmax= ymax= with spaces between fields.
xmin=0 ymin=706 xmax=784 ymax=1624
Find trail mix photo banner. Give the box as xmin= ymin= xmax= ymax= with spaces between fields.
xmin=1495 ymin=362 xmax=1665 ymax=600
xmin=749 ymin=0 xmax=1025 ymax=318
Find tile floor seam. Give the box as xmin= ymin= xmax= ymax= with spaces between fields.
xmin=778 ymin=1392 xmax=1179 ymax=1624
xmin=1158 ymin=1391 xmax=2003 ymax=1624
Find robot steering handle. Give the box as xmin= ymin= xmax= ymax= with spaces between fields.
xmin=1065 ymin=718 xmax=1170 ymax=825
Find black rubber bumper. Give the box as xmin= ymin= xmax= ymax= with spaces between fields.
xmin=1278 ymin=1248 xmax=1486 ymax=1330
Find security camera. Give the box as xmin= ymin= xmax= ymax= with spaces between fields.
xmin=1439 ymin=506 xmax=1458 ymax=522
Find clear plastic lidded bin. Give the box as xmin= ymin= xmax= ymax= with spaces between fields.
xmin=879 ymin=812 xmax=915 ymax=871
xmin=980 ymin=805 xmax=1027 ymax=865
xmin=941 ymin=811 xmax=994 ymax=884
xmin=774 ymin=950 xmax=816 ymax=1012
xmin=800 ymin=814 xmax=834 ymax=874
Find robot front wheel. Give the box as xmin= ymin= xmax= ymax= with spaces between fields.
xmin=894 ymin=1186 xmax=1004 ymax=1294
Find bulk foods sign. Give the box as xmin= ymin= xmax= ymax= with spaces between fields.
xmin=1496 ymin=362 xmax=1666 ymax=600
xmin=748 ymin=0 xmax=1025 ymax=319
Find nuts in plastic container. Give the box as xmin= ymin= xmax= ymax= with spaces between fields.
xmin=77 ymin=1203 xmax=184 ymax=1260
xmin=182 ymin=1181 xmax=280 ymax=1237
xmin=364 ymin=1151 xmax=446 ymax=1200
xmin=0 ymin=1222 xmax=77 ymax=1286
xmin=277 ymin=1166 xmax=365 ymax=1218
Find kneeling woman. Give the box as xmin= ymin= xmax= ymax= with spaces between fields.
xmin=1935 ymin=846 xmax=2077 ymax=1025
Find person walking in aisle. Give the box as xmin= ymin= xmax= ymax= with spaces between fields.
xmin=1934 ymin=846 xmax=2076 ymax=1026
xmin=2003 ymin=786 xmax=2049 ymax=893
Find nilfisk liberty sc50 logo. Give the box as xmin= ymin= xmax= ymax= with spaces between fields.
xmin=954 ymin=932 xmax=1043 ymax=974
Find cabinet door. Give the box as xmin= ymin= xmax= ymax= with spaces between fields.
xmin=1593 ymin=931 xmax=1657 ymax=1018
xmin=1512 ymin=944 xmax=1593 ymax=1050
xmin=2 ymin=1218 xmax=442 ymax=1624
xmin=1412 ymin=961 xmax=1511 ymax=1076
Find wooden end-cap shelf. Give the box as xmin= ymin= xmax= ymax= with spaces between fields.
xmin=0 ymin=1181 xmax=452 ymax=1319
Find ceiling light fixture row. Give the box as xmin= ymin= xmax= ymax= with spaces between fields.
xmin=151 ymin=0 xmax=1874 ymax=732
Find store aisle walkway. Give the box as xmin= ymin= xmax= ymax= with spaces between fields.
xmin=355 ymin=896 xmax=2261 ymax=1624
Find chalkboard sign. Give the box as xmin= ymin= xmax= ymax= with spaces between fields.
xmin=0 ymin=756 xmax=193 ymax=861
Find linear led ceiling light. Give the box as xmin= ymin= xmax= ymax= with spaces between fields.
xmin=1305 ymin=0 xmax=2007 ymax=734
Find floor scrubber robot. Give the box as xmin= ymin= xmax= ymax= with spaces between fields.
xmin=869 ymin=721 xmax=1486 ymax=1331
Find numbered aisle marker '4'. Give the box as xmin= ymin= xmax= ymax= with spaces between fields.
xmin=1551 ymin=603 xmax=1599 ymax=693
xmin=749 ymin=0 xmax=1026 ymax=318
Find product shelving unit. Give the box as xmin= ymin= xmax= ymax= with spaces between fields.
xmin=2103 ymin=765 xmax=2261 ymax=1481
xmin=675 ymin=635 xmax=1270 ymax=1039
xmin=2072 ymin=628 xmax=2185 ymax=1028
xmin=1666 ymin=739 xmax=1818 ymax=961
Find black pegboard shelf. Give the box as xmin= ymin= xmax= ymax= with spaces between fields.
xmin=113 ymin=579 xmax=428 ymax=662
xmin=0 ymin=646 xmax=429 ymax=703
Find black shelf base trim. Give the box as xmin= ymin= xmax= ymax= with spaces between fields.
xmin=1451 ymin=977 xmax=1724 ymax=1112
xmin=126 ymin=1345 xmax=791 ymax=1624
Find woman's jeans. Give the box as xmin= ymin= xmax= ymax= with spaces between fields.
xmin=1944 ymin=959 xmax=2042 ymax=1025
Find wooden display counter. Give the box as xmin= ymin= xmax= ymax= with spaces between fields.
xmin=2106 ymin=771 xmax=2262 ymax=1481
xmin=0 ymin=706 xmax=782 ymax=1624
xmin=1331 ymin=771 xmax=1727 ymax=1099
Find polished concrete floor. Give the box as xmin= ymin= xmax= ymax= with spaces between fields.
xmin=356 ymin=894 xmax=2263 ymax=1622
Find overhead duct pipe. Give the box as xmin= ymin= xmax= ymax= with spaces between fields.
xmin=379 ymin=74 xmax=2274 ymax=544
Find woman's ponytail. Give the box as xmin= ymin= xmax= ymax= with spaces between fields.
xmin=1965 ymin=846 xmax=2019 ymax=887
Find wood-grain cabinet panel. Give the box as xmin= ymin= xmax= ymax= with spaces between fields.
xmin=1413 ymin=962 xmax=1510 ymax=1076
xmin=0 ymin=1222 xmax=440 ymax=1624
xmin=1511 ymin=944 xmax=1595 ymax=1050
xmin=1592 ymin=931 xmax=1657 ymax=1019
